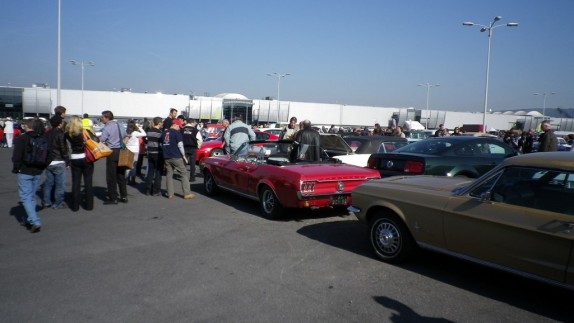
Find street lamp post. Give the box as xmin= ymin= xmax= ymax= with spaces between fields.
xmin=266 ymin=72 xmax=290 ymax=124
xmin=418 ymin=83 xmax=440 ymax=129
xmin=533 ymin=92 xmax=556 ymax=120
xmin=70 ymin=60 xmax=95 ymax=115
xmin=463 ymin=16 xmax=518 ymax=132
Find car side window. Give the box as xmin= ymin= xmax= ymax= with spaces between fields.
xmin=486 ymin=167 xmax=574 ymax=214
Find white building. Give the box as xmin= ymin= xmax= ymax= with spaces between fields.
xmin=2 ymin=86 xmax=566 ymax=132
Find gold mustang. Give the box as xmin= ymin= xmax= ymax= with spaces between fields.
xmin=349 ymin=152 xmax=574 ymax=290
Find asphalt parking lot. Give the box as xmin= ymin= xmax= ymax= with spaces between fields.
xmin=0 ymin=148 xmax=571 ymax=323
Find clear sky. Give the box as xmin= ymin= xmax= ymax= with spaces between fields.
xmin=1 ymin=0 xmax=573 ymax=113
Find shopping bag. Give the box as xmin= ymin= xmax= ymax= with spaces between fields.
xmin=118 ymin=148 xmax=134 ymax=168
xmin=83 ymin=130 xmax=112 ymax=160
xmin=84 ymin=146 xmax=96 ymax=163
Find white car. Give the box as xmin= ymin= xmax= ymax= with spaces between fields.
xmin=334 ymin=136 xmax=409 ymax=167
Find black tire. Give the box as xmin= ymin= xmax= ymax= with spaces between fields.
xmin=203 ymin=170 xmax=219 ymax=195
xmin=259 ymin=185 xmax=284 ymax=220
xmin=210 ymin=148 xmax=224 ymax=157
xmin=370 ymin=212 xmax=415 ymax=263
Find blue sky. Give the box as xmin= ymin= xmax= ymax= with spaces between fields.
xmin=1 ymin=0 xmax=573 ymax=113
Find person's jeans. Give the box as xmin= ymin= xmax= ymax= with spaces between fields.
xmin=18 ymin=173 xmax=41 ymax=225
xmin=165 ymin=158 xmax=190 ymax=197
xmin=43 ymin=163 xmax=66 ymax=207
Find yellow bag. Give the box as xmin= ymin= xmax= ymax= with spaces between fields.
xmin=83 ymin=130 xmax=112 ymax=160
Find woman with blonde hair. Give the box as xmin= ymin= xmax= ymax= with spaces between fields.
xmin=65 ymin=115 xmax=94 ymax=212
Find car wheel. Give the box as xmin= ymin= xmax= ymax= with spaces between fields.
xmin=203 ymin=170 xmax=219 ymax=195
xmin=259 ymin=185 xmax=283 ymax=220
xmin=210 ymin=148 xmax=224 ymax=157
xmin=370 ymin=212 xmax=415 ymax=263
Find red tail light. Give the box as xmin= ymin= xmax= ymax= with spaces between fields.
xmin=404 ymin=161 xmax=424 ymax=174
xmin=367 ymin=156 xmax=376 ymax=169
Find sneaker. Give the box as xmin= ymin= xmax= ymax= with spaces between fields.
xmin=30 ymin=224 xmax=42 ymax=233
xmin=53 ymin=202 xmax=67 ymax=209
xmin=167 ymin=195 xmax=175 ymax=199
xmin=119 ymin=197 xmax=128 ymax=203
xmin=183 ymin=194 xmax=195 ymax=199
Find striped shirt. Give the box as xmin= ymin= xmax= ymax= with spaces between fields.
xmin=146 ymin=128 xmax=163 ymax=157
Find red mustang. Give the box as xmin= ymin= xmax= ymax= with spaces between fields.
xmin=200 ymin=140 xmax=381 ymax=219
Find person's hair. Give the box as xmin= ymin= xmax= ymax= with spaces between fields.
xmin=33 ymin=119 xmax=45 ymax=133
xmin=222 ymin=119 xmax=229 ymax=125
xmin=186 ymin=118 xmax=195 ymax=124
xmin=23 ymin=118 xmax=35 ymax=131
xmin=152 ymin=117 xmax=163 ymax=126
xmin=177 ymin=115 xmax=186 ymax=120
xmin=54 ymin=105 xmax=66 ymax=116
xmin=170 ymin=108 xmax=178 ymax=114
xmin=50 ymin=115 xmax=63 ymax=128
xmin=126 ymin=121 xmax=139 ymax=134
xmin=66 ymin=115 xmax=83 ymax=137
xmin=302 ymin=120 xmax=312 ymax=128
xmin=233 ymin=113 xmax=243 ymax=120
xmin=101 ymin=110 xmax=114 ymax=120
xmin=290 ymin=117 xmax=297 ymax=122
xmin=83 ymin=113 xmax=89 ymax=118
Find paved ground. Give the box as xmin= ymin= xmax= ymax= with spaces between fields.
xmin=0 ymin=148 xmax=572 ymax=323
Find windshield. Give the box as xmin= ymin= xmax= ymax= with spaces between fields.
xmin=394 ymin=139 xmax=453 ymax=155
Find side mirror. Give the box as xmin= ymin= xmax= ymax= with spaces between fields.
xmin=480 ymin=191 xmax=492 ymax=203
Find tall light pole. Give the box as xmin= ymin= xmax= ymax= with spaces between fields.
xmin=57 ymin=0 xmax=61 ymax=106
xmin=70 ymin=60 xmax=95 ymax=115
xmin=463 ymin=16 xmax=518 ymax=132
xmin=267 ymin=72 xmax=290 ymax=124
xmin=418 ymin=83 xmax=440 ymax=129
xmin=533 ymin=92 xmax=556 ymax=120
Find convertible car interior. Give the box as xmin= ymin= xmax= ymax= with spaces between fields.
xmin=233 ymin=141 xmax=342 ymax=166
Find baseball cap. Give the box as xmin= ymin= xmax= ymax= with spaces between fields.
xmin=172 ymin=119 xmax=183 ymax=129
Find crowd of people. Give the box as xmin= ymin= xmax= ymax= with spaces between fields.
xmin=9 ymin=106 xmax=566 ymax=233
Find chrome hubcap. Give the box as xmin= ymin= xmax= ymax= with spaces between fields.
xmin=375 ymin=222 xmax=400 ymax=255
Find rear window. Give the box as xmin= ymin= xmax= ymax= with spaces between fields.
xmin=395 ymin=139 xmax=452 ymax=155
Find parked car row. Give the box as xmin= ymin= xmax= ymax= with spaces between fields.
xmin=196 ymin=130 xmax=574 ymax=291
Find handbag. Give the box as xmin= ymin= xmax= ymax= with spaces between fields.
xmin=83 ymin=130 xmax=112 ymax=160
xmin=84 ymin=146 xmax=96 ymax=163
xmin=117 ymin=124 xmax=134 ymax=168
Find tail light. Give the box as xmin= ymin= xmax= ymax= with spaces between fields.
xmin=404 ymin=161 xmax=424 ymax=174
xmin=300 ymin=181 xmax=315 ymax=194
xmin=367 ymin=156 xmax=376 ymax=169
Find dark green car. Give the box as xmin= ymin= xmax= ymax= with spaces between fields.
xmin=366 ymin=136 xmax=517 ymax=178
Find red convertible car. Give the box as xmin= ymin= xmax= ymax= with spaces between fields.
xmin=200 ymin=140 xmax=381 ymax=219
xmin=195 ymin=130 xmax=278 ymax=163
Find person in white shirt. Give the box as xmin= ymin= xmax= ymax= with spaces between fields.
xmin=125 ymin=121 xmax=146 ymax=184
xmin=4 ymin=117 xmax=14 ymax=148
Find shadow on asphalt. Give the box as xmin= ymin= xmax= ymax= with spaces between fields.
xmin=191 ymin=181 xmax=352 ymax=222
xmin=373 ymin=296 xmax=454 ymax=322
xmin=297 ymin=220 xmax=573 ymax=322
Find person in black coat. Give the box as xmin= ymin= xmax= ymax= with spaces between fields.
xmin=293 ymin=120 xmax=321 ymax=162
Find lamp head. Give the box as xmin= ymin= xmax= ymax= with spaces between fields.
xmin=494 ymin=16 xmax=502 ymax=21
xmin=462 ymin=22 xmax=474 ymax=26
xmin=506 ymin=23 xmax=518 ymax=27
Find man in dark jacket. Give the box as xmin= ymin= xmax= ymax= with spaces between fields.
xmin=182 ymin=118 xmax=203 ymax=182
xmin=538 ymin=121 xmax=558 ymax=152
xmin=42 ymin=116 xmax=70 ymax=209
xmin=294 ymin=120 xmax=321 ymax=162
xmin=12 ymin=118 xmax=47 ymax=233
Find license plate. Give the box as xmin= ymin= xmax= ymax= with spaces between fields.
xmin=332 ymin=195 xmax=347 ymax=206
